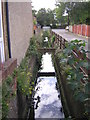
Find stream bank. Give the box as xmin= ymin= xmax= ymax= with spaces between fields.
xmin=28 ymin=52 xmax=65 ymax=119
xmin=52 ymin=53 xmax=87 ymax=118
xmin=16 ymin=35 xmax=42 ymax=118
xmin=16 ymin=32 xmax=45 ymax=119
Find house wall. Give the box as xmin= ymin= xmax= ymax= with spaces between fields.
xmin=8 ymin=2 xmax=33 ymax=65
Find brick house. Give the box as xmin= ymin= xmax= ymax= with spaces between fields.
xmin=0 ymin=1 xmax=33 ymax=80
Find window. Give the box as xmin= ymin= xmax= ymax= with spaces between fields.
xmin=0 ymin=1 xmax=5 ymax=63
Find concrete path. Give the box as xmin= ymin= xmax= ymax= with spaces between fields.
xmin=52 ymin=29 xmax=90 ymax=58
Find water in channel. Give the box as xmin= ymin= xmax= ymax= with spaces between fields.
xmin=33 ymin=52 xmax=64 ymax=119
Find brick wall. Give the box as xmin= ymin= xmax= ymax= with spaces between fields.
xmin=1 ymin=58 xmax=17 ymax=81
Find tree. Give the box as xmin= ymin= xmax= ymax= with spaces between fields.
xmin=36 ymin=8 xmax=57 ymax=27
xmin=55 ymin=1 xmax=90 ymax=25
xmin=70 ymin=2 xmax=90 ymax=24
xmin=32 ymin=9 xmax=37 ymax=17
xmin=36 ymin=8 xmax=47 ymax=27
xmin=47 ymin=9 xmax=56 ymax=26
xmin=55 ymin=2 xmax=66 ymax=24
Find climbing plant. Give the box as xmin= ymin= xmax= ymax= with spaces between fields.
xmin=51 ymin=35 xmax=55 ymax=44
xmin=57 ymin=39 xmax=90 ymax=115
xmin=17 ymin=36 xmax=42 ymax=96
xmin=17 ymin=57 xmax=33 ymax=95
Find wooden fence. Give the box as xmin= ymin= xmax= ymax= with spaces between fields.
xmin=51 ymin=31 xmax=90 ymax=83
xmin=69 ymin=24 xmax=90 ymax=37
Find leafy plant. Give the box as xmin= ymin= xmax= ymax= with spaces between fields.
xmin=2 ymin=100 xmax=9 ymax=118
xmin=26 ymin=35 xmax=43 ymax=57
xmin=57 ymin=39 xmax=90 ymax=114
xmin=6 ymin=76 xmax=13 ymax=85
xmin=17 ymin=59 xmax=33 ymax=96
xmin=2 ymin=33 xmax=42 ymax=118
xmin=42 ymin=31 xmax=50 ymax=39
xmin=55 ymin=2 xmax=90 ymax=25
xmin=26 ymin=37 xmax=38 ymax=57
xmin=2 ymin=75 xmax=14 ymax=118
xmin=51 ymin=35 xmax=55 ymax=44
xmin=17 ymin=35 xmax=42 ymax=96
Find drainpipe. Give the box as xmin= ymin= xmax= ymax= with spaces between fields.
xmin=6 ymin=1 xmax=11 ymax=58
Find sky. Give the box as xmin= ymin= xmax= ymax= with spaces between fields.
xmin=31 ymin=0 xmax=56 ymax=11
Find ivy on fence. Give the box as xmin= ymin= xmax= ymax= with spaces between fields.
xmin=57 ymin=39 xmax=90 ymax=115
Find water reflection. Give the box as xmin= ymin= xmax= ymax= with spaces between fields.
xmin=32 ymin=53 xmax=65 ymax=119
xmin=39 ymin=53 xmax=55 ymax=72
xmin=34 ymin=77 xmax=64 ymax=118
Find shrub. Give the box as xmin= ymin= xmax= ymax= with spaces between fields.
xmin=57 ymin=39 xmax=90 ymax=114
xmin=2 ymin=76 xmax=14 ymax=118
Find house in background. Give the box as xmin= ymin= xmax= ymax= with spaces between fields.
xmin=0 ymin=1 xmax=33 ymax=79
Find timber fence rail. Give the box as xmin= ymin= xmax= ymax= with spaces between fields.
xmin=51 ymin=31 xmax=90 ymax=84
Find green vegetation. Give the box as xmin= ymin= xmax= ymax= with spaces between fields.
xmin=17 ymin=36 xmax=42 ymax=96
xmin=35 ymin=8 xmax=57 ymax=28
xmin=33 ymin=1 xmax=89 ymax=28
xmin=2 ymin=34 xmax=43 ymax=118
xmin=48 ymin=35 xmax=56 ymax=48
xmin=2 ymin=73 xmax=17 ymax=118
xmin=41 ymin=31 xmax=51 ymax=47
xmin=55 ymin=1 xmax=90 ymax=25
xmin=51 ymin=35 xmax=55 ymax=45
xmin=42 ymin=31 xmax=50 ymax=40
xmin=26 ymin=37 xmax=38 ymax=57
xmin=55 ymin=2 xmax=68 ymax=26
xmin=56 ymin=40 xmax=90 ymax=116
xmin=17 ymin=58 xmax=33 ymax=95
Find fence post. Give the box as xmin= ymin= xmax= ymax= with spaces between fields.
xmin=60 ymin=36 xmax=62 ymax=49
xmin=85 ymin=25 xmax=87 ymax=37
xmin=63 ymin=39 xmax=66 ymax=49
xmin=81 ymin=24 xmax=82 ymax=36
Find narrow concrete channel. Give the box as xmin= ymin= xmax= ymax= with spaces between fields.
xmin=33 ymin=53 xmax=65 ymax=119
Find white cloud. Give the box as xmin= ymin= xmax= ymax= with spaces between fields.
xmin=31 ymin=0 xmax=56 ymax=11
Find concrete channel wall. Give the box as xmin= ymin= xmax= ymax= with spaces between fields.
xmin=53 ymin=55 xmax=86 ymax=118
xmin=51 ymin=30 xmax=89 ymax=118
xmin=17 ymin=54 xmax=42 ymax=118
xmin=17 ymin=57 xmax=36 ymax=118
